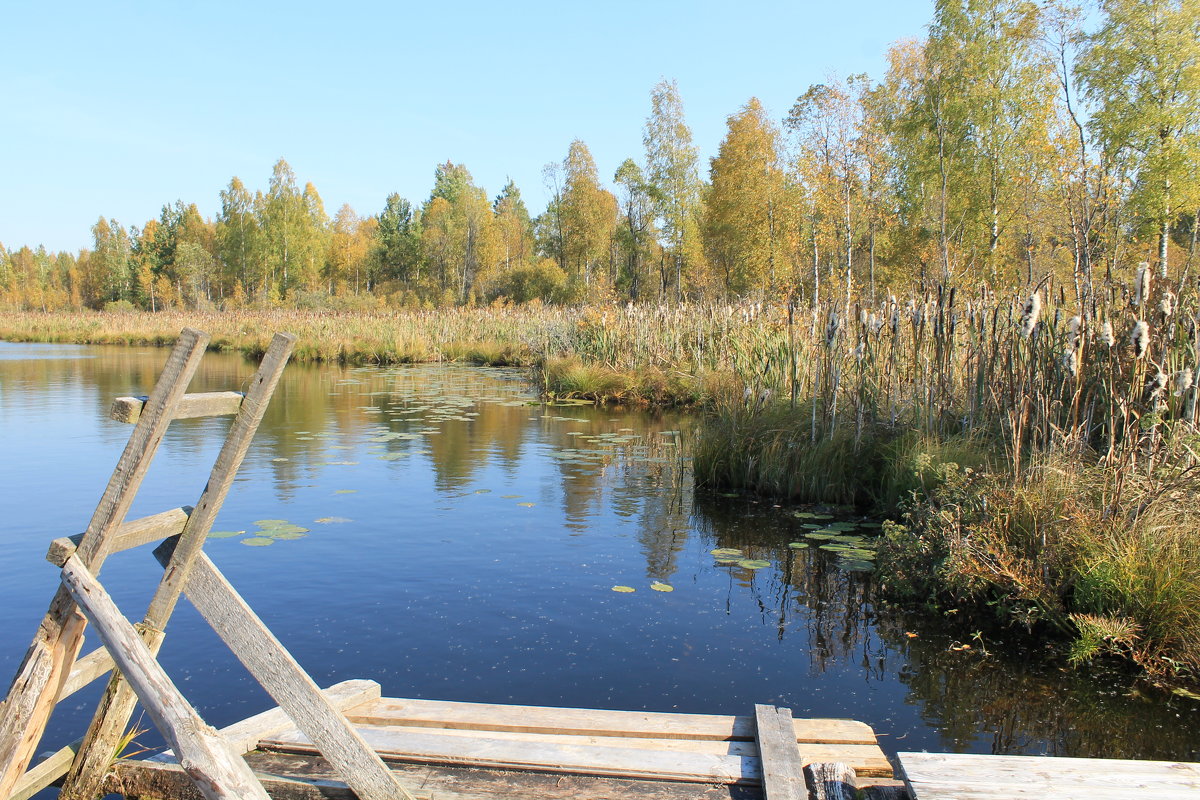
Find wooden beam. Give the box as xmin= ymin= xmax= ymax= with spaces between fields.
xmin=804 ymin=762 xmax=858 ymax=800
xmin=58 ymin=554 xmax=270 ymax=800
xmin=61 ymin=332 xmax=297 ymax=800
xmin=59 ymin=647 xmax=115 ymax=700
xmin=347 ymin=697 xmax=878 ymax=744
xmin=6 ymin=738 xmax=81 ymax=800
xmin=0 ymin=327 xmax=209 ymax=800
xmin=754 ymin=705 xmax=807 ymax=800
xmin=46 ymin=506 xmax=193 ymax=567
xmin=149 ymin=546 xmax=415 ymax=800
xmin=110 ymin=392 xmax=245 ymax=424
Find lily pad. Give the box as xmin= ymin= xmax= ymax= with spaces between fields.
xmin=788 ymin=542 xmax=809 ymax=549
xmin=805 ymin=533 xmax=838 ymax=540
xmin=517 ymin=502 xmax=536 ymax=507
xmin=270 ymin=531 xmax=308 ymax=540
xmin=650 ymin=582 xmax=674 ymax=592
xmin=737 ymin=559 xmax=771 ymax=569
xmin=840 ymin=560 xmax=875 ymax=572
xmin=208 ymin=530 xmax=245 ymax=539
xmin=241 ymin=537 xmax=276 ymax=547
xmin=611 ymin=585 xmax=636 ymax=593
xmin=333 ymin=489 xmax=357 ymax=494
xmin=314 ymin=517 xmax=352 ymax=524
xmin=711 ymin=548 xmax=744 ymax=557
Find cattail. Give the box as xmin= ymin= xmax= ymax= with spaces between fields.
xmin=1148 ymin=369 xmax=1168 ymax=399
xmin=1100 ymin=320 xmax=1115 ymax=347
xmin=825 ymin=311 xmax=841 ymax=348
xmin=853 ymin=341 xmax=865 ymax=361
xmin=1173 ymin=368 xmax=1193 ymax=397
xmin=1131 ymin=319 xmax=1150 ymax=359
xmin=1019 ymin=291 xmax=1041 ymax=338
xmin=1061 ymin=348 xmax=1078 ymax=378
xmin=1067 ymin=315 xmax=1082 ymax=348
xmin=1134 ymin=262 xmax=1151 ymax=308
xmin=1160 ymin=290 xmax=1175 ymax=318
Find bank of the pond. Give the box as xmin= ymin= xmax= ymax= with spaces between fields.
xmin=693 ymin=401 xmax=1200 ymax=696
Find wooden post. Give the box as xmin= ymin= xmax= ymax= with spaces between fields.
xmin=60 ymin=332 xmax=297 ymax=800
xmin=59 ymin=555 xmax=270 ymax=800
xmin=150 ymin=543 xmax=416 ymax=800
xmin=0 ymin=328 xmax=209 ymax=800
xmin=754 ymin=705 xmax=808 ymax=800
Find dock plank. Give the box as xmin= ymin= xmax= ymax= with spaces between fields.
xmin=347 ymin=697 xmax=876 ymax=744
xmin=262 ymin=722 xmax=893 ymax=781
xmin=899 ymin=752 xmax=1200 ymax=799
xmin=754 ymin=705 xmax=807 ymax=800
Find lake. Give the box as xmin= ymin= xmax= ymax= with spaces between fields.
xmin=0 ymin=339 xmax=1196 ymax=792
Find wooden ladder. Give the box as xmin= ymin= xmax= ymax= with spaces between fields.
xmin=0 ymin=329 xmax=414 ymax=800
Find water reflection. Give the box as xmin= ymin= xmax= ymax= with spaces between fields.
xmin=0 ymin=341 xmax=1196 ymax=771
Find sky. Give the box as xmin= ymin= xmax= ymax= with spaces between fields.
xmin=2 ymin=1 xmax=935 ymax=254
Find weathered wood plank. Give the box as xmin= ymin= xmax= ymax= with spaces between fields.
xmin=262 ymin=724 xmax=756 ymax=784
xmin=110 ymin=391 xmax=245 ymax=424
xmin=59 ymin=646 xmax=115 ymax=700
xmin=804 ymin=762 xmax=857 ymax=800
xmin=0 ymin=327 xmax=208 ymax=800
xmin=46 ymin=506 xmax=193 ymax=567
xmin=59 ymin=554 xmax=270 ymax=800
xmin=754 ymin=705 xmax=807 ymax=800
xmin=144 ymin=548 xmax=413 ymax=800
xmin=6 ymin=738 xmax=81 ymax=800
xmin=112 ymin=753 xmax=760 ymax=800
xmin=898 ymin=752 xmax=1200 ymax=799
xmin=260 ymin=724 xmax=892 ymax=777
xmin=348 ymin=696 xmax=878 ymax=744
xmin=62 ymin=333 xmax=296 ymax=800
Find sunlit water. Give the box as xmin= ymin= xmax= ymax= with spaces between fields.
xmin=1 ymin=340 xmax=1196 ymax=785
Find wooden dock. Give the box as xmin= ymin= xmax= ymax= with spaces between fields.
xmin=104 ymin=680 xmax=900 ymax=799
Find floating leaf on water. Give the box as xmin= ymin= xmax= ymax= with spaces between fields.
xmin=650 ymin=581 xmax=674 ymax=592
xmin=711 ymin=548 xmax=743 ymax=557
xmin=788 ymin=542 xmax=808 ymax=549
xmin=840 ymin=560 xmax=875 ymax=572
xmin=811 ymin=513 xmax=835 ymax=520
xmin=333 ymin=489 xmax=358 ymax=494
xmin=828 ymin=522 xmax=859 ymax=531
xmin=241 ymin=537 xmax=275 ymax=547
xmin=253 ymin=519 xmax=288 ymax=527
xmin=805 ymin=533 xmax=838 ymax=540
xmin=500 ymin=494 xmax=522 ymax=499
xmin=208 ymin=530 xmax=245 ymax=539
xmin=801 ymin=523 xmax=823 ymax=530
xmin=271 ymin=457 xmax=289 ymax=463
xmin=714 ymin=558 xmax=741 ymax=566
xmin=832 ymin=535 xmax=867 ymax=545
xmin=314 ymin=517 xmax=352 ymax=524
xmin=793 ymin=511 xmax=817 ymax=519
xmin=737 ymin=559 xmax=771 ymax=570
xmin=611 ymin=585 xmax=636 ymax=593
xmin=270 ymin=531 xmax=307 ymax=540
xmin=517 ymin=502 xmax=535 ymax=507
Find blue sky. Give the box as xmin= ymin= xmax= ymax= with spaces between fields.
xmin=2 ymin=1 xmax=934 ymax=253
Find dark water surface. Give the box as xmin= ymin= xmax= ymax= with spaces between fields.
xmin=1 ymin=341 xmax=1197 ymax=779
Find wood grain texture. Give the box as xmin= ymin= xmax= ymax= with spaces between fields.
xmin=898 ymin=752 xmax=1200 ymax=799
xmin=0 ymin=327 xmax=208 ymax=800
xmin=112 ymin=753 xmax=762 ymax=800
xmin=153 ymin=549 xmax=413 ymax=800
xmin=46 ymin=506 xmax=193 ymax=567
xmin=754 ymin=705 xmax=807 ymax=800
xmin=263 ymin=724 xmax=756 ymax=784
xmin=110 ymin=391 xmax=245 ymax=424
xmin=59 ymin=646 xmax=115 ymax=700
xmin=59 ymin=554 xmax=269 ymax=800
xmin=348 ymin=696 xmax=878 ymax=744
xmin=804 ymin=762 xmax=858 ymax=800
xmin=61 ymin=333 xmax=296 ymax=800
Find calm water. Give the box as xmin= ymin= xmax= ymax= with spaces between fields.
xmin=1 ymin=340 xmax=1197 ymax=782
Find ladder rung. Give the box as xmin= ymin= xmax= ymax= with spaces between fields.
xmin=46 ymin=506 xmax=193 ymax=567
xmin=110 ymin=391 xmax=245 ymax=424
xmin=60 ymin=647 xmax=115 ymax=701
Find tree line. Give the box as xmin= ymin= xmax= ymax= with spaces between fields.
xmin=2 ymin=0 xmax=1197 ymax=312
